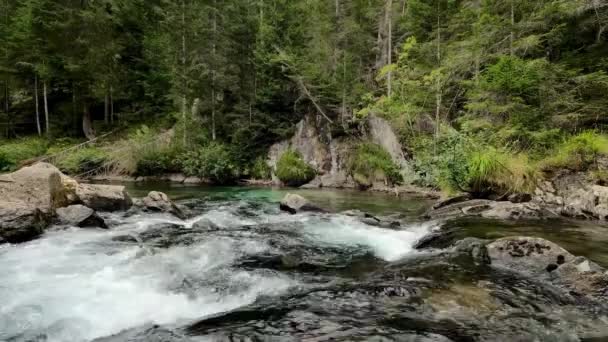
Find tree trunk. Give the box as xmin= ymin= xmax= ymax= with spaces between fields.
xmin=181 ymin=0 xmax=187 ymax=146
xmin=386 ymin=0 xmax=393 ymax=98
xmin=110 ymin=85 xmax=114 ymax=124
xmin=82 ymin=104 xmax=95 ymax=140
xmin=43 ymin=80 xmax=49 ymax=136
xmin=435 ymin=0 xmax=442 ymax=143
xmin=510 ymin=0 xmax=514 ymax=56
xmin=34 ymin=75 xmax=41 ymax=136
xmin=104 ymin=91 xmax=109 ymax=124
xmin=211 ymin=0 xmax=217 ymax=141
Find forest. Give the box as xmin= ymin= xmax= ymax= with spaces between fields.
xmin=1 ymin=0 xmax=607 ymax=195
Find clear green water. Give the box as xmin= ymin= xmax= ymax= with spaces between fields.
xmin=123 ymin=182 xmax=608 ymax=267
xmin=123 ymin=182 xmax=433 ymax=218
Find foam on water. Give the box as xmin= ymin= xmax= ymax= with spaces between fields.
xmin=300 ymin=214 xmax=434 ymax=261
xmin=0 ymin=218 xmax=293 ymax=342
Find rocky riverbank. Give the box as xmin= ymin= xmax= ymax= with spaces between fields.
xmin=0 ymin=163 xmax=184 ymax=243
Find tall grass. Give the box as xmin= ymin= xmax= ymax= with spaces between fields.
xmin=540 ymin=131 xmax=608 ymax=171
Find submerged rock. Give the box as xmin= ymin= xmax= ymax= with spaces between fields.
xmin=0 ymin=201 xmax=48 ymax=243
xmin=138 ymin=191 xmax=185 ymax=219
xmin=76 ymin=183 xmax=132 ymax=212
xmin=279 ymin=193 xmax=326 ymax=214
xmin=56 ymin=204 xmax=107 ymax=228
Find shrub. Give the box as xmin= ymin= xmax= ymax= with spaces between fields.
xmin=540 ymin=131 xmax=608 ymax=172
xmin=275 ymin=149 xmax=316 ymax=186
xmin=348 ymin=143 xmax=403 ymax=187
xmin=0 ymin=137 xmax=48 ymax=171
xmin=250 ymin=156 xmax=272 ymax=180
xmin=55 ymin=147 xmax=108 ymax=175
xmin=181 ymin=142 xmax=239 ymax=184
xmin=440 ymin=146 xmax=538 ymax=197
xmin=135 ymin=148 xmax=181 ymax=176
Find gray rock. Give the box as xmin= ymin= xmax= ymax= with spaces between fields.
xmin=508 ymin=193 xmax=532 ymax=203
xmin=487 ymin=236 xmax=608 ymax=298
xmin=140 ymin=191 xmax=185 ymax=219
xmin=0 ymin=201 xmax=48 ymax=243
xmin=432 ymin=194 xmax=472 ymax=210
xmin=0 ymin=162 xmax=75 ymax=214
xmin=425 ymin=199 xmax=553 ymax=221
xmin=191 ymin=218 xmax=220 ymax=231
xmin=487 ymin=236 xmax=573 ymax=277
xmin=56 ymin=204 xmax=107 ymax=228
xmin=279 ymin=193 xmax=326 ymax=214
xmin=76 ymin=183 xmax=132 ymax=212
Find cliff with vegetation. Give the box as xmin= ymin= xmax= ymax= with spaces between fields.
xmin=0 ymin=0 xmax=607 ymax=201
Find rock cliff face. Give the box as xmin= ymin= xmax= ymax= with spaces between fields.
xmin=534 ymin=170 xmax=608 ymax=220
xmin=267 ymin=114 xmax=412 ymax=188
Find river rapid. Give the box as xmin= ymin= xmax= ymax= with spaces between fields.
xmin=1 ymin=185 xmax=608 ymax=342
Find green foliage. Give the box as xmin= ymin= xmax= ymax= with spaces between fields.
xmin=483 ymin=56 xmax=543 ymax=97
xmin=250 ymin=157 xmax=272 ymax=180
xmin=135 ymin=149 xmax=181 ymax=177
xmin=541 ymin=132 xmax=608 ymax=172
xmin=0 ymin=137 xmax=48 ymax=171
xmin=275 ymin=149 xmax=316 ymax=187
xmin=348 ymin=143 xmax=403 ymax=187
xmin=55 ymin=147 xmax=108 ymax=175
xmin=181 ymin=143 xmax=239 ymax=184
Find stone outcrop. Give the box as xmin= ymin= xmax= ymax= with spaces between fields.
xmin=533 ymin=170 xmax=608 ymax=221
xmin=56 ymin=204 xmax=107 ymax=228
xmin=137 ymin=191 xmax=185 ymax=219
xmin=279 ymin=193 xmax=326 ymax=214
xmin=267 ymin=114 xmax=412 ymax=188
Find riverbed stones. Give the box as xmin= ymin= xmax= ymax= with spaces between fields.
xmin=139 ymin=191 xmax=185 ymax=219
xmin=75 ymin=183 xmax=132 ymax=212
xmin=425 ymin=198 xmax=554 ymax=220
xmin=0 ymin=201 xmax=48 ymax=243
xmin=279 ymin=193 xmax=326 ymax=214
xmin=56 ymin=204 xmax=107 ymax=228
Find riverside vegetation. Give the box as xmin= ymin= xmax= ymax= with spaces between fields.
xmin=0 ymin=0 xmax=607 ymax=197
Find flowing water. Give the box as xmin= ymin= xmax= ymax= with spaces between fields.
xmin=1 ymin=184 xmax=608 ymax=342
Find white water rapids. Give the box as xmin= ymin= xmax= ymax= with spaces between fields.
xmin=0 ymin=205 xmax=433 ymax=342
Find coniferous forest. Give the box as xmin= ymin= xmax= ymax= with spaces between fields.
xmin=0 ymin=0 xmax=607 ymax=193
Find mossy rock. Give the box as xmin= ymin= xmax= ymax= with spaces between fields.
xmin=276 ymin=150 xmax=316 ymax=187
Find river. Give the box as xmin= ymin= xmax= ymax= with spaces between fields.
xmin=1 ymin=184 xmax=607 ymax=341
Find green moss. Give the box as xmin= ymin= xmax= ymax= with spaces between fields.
xmin=348 ymin=143 xmax=403 ymax=187
xmin=540 ymin=131 xmax=608 ymax=171
xmin=275 ymin=149 xmax=316 ymax=187
xmin=0 ymin=137 xmax=48 ymax=171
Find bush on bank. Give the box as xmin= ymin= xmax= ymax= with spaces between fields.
xmin=276 ymin=149 xmax=315 ymax=187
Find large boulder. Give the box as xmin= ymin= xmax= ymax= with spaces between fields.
xmin=0 ymin=201 xmax=48 ymax=243
xmin=487 ymin=236 xmax=608 ymax=298
xmin=279 ymin=193 xmax=326 ymax=214
xmin=0 ymin=162 xmax=74 ymax=214
xmin=139 ymin=191 xmax=185 ymax=219
xmin=75 ymin=183 xmax=132 ymax=212
xmin=56 ymin=204 xmax=107 ymax=228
